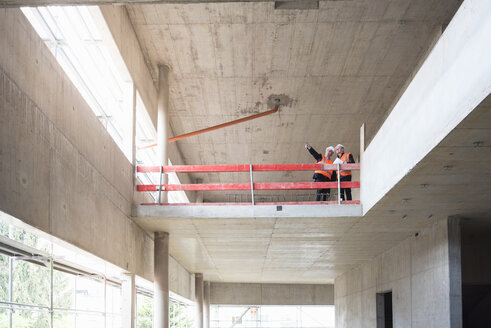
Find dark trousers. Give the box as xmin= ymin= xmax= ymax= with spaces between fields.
xmin=340 ymin=175 xmax=352 ymax=201
xmin=315 ymin=175 xmax=331 ymax=201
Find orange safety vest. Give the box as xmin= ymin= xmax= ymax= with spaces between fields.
xmin=315 ymin=155 xmax=334 ymax=179
xmin=338 ymin=152 xmax=353 ymax=177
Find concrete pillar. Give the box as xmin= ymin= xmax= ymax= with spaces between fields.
xmin=203 ymin=281 xmax=210 ymax=328
xmin=154 ymin=232 xmax=169 ymax=328
xmin=121 ymin=273 xmax=136 ymax=328
xmin=157 ymin=65 xmax=170 ymax=203
xmin=195 ymin=273 xmax=204 ymax=328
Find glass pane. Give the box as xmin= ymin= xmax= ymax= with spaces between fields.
xmin=170 ymin=301 xmax=195 ymax=328
xmin=137 ymin=293 xmax=153 ymax=328
xmin=300 ymin=306 xmax=334 ymax=328
xmin=261 ymin=306 xmax=298 ymax=328
xmin=107 ymin=313 xmax=121 ymax=328
xmin=53 ymin=313 xmax=76 ymax=328
xmin=12 ymin=310 xmax=50 ymax=328
xmin=53 ymin=270 xmax=75 ymax=309
xmin=0 ymin=254 xmax=9 ymax=302
xmin=106 ymin=283 xmax=122 ymax=315
xmin=0 ymin=309 xmax=9 ymax=327
xmin=211 ymin=306 xmax=335 ymax=328
xmin=74 ymin=276 xmax=104 ymax=312
xmin=75 ymin=313 xmax=105 ymax=327
xmin=13 ymin=260 xmax=50 ymax=307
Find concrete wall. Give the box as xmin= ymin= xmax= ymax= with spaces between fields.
xmin=170 ymin=255 xmax=195 ymax=301
xmin=210 ymin=282 xmax=333 ymax=305
xmin=0 ymin=7 xmax=151 ymax=276
xmin=361 ymin=0 xmax=491 ymax=214
xmin=334 ymin=217 xmax=462 ymax=328
xmin=0 ymin=8 xmax=195 ymax=300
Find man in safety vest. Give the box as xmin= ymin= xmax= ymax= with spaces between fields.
xmin=335 ymin=144 xmax=355 ymax=201
xmin=305 ymin=144 xmax=337 ymax=201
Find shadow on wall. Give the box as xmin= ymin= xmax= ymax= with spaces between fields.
xmin=461 ymin=218 xmax=491 ymax=327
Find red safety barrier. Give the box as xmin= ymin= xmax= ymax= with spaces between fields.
xmin=136 ymin=163 xmax=360 ymax=205
xmin=137 ymin=163 xmax=359 ymax=173
xmin=140 ymin=201 xmax=361 ymax=206
xmin=137 ymin=181 xmax=360 ymax=192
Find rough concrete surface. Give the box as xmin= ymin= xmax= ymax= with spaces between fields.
xmin=0 ymin=8 xmax=196 ymax=298
xmin=125 ymin=0 xmax=461 ymax=203
xmin=211 ymin=282 xmax=334 ymax=305
xmin=362 ymin=0 xmax=491 ymax=214
xmin=335 ymin=217 xmax=461 ymax=328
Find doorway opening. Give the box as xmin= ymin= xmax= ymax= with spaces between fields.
xmin=376 ymin=291 xmax=393 ymax=328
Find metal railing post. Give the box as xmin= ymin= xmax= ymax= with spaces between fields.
xmin=50 ymin=256 xmax=54 ymax=328
xmin=250 ymin=164 xmax=254 ymax=205
xmin=158 ymin=165 xmax=163 ymax=205
xmin=337 ymin=164 xmax=341 ymax=205
xmin=8 ymin=257 xmax=12 ymax=328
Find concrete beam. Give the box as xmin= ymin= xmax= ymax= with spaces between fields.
xmin=1 ymin=0 xmax=301 ymax=7
xmin=210 ymin=282 xmax=334 ymax=305
xmin=361 ymin=0 xmax=491 ymax=214
xmin=133 ymin=204 xmax=363 ymax=219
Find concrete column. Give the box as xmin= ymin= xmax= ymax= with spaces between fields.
xmin=203 ymin=281 xmax=210 ymax=328
xmin=157 ymin=65 xmax=170 ymax=203
xmin=121 ymin=273 xmax=136 ymax=328
xmin=195 ymin=273 xmax=204 ymax=328
xmin=154 ymin=232 xmax=170 ymax=328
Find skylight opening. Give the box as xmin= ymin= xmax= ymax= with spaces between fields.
xmin=22 ymin=6 xmax=130 ymax=161
xmin=22 ymin=5 xmax=189 ymax=203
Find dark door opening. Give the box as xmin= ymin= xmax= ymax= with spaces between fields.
xmin=376 ymin=291 xmax=393 ymax=328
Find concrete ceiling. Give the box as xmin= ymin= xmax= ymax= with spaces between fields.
xmin=127 ymin=0 xmax=461 ymax=202
xmin=135 ymin=94 xmax=491 ymax=283
xmin=123 ymin=0 xmax=491 ymax=284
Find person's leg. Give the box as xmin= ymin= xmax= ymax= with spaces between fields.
xmin=340 ymin=176 xmax=352 ymax=201
xmin=345 ymin=175 xmax=352 ymax=200
xmin=315 ymin=176 xmax=328 ymax=201
xmin=320 ymin=188 xmax=328 ymax=201
xmin=315 ymin=177 xmax=323 ymax=201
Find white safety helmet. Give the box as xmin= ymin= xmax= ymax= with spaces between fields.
xmin=335 ymin=144 xmax=345 ymax=150
xmin=325 ymin=146 xmax=335 ymax=154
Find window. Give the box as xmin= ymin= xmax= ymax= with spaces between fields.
xmin=135 ymin=278 xmax=195 ymax=328
xmin=21 ymin=6 xmax=132 ymax=161
xmin=170 ymin=299 xmax=194 ymax=328
xmin=211 ymin=305 xmax=335 ymax=328
xmin=0 ymin=213 xmax=123 ymax=328
xmin=22 ymin=6 xmax=190 ymax=204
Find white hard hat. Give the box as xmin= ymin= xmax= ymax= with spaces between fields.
xmin=325 ymin=146 xmax=335 ymax=153
xmin=335 ymin=144 xmax=345 ymax=149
